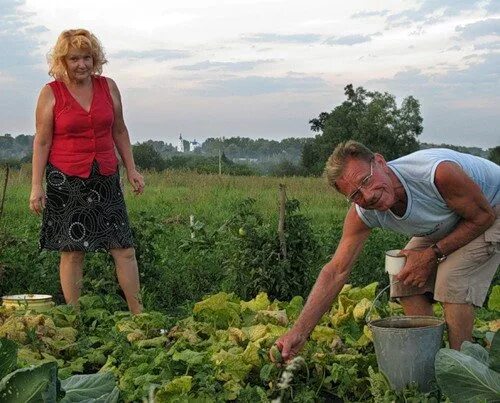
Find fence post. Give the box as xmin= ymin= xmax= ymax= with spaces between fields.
xmin=278 ymin=183 xmax=287 ymax=259
xmin=190 ymin=215 xmax=195 ymax=238
xmin=218 ymin=149 xmax=222 ymax=176
xmin=0 ymin=164 xmax=9 ymax=221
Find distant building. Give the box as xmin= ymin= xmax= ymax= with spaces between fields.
xmin=177 ymin=134 xmax=202 ymax=152
xmin=190 ymin=139 xmax=201 ymax=150
xmin=177 ymin=134 xmax=184 ymax=153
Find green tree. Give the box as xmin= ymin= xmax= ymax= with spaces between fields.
xmin=132 ymin=143 xmax=166 ymax=171
xmin=488 ymin=146 xmax=500 ymax=165
xmin=303 ymin=84 xmax=422 ymax=175
xmin=300 ymin=142 xmax=321 ymax=173
xmin=269 ymin=160 xmax=303 ymax=177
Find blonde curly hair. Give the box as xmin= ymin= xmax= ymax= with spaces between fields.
xmin=48 ymin=29 xmax=108 ymax=80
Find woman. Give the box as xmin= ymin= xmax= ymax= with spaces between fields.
xmin=29 ymin=29 xmax=144 ymax=314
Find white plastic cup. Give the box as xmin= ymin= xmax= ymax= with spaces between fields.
xmin=385 ymin=250 xmax=406 ymax=275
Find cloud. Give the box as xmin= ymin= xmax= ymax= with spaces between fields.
xmin=386 ymin=0 xmax=483 ymax=27
xmin=439 ymin=53 xmax=500 ymax=88
xmin=455 ymin=18 xmax=500 ymax=40
xmin=325 ymin=34 xmax=374 ymax=46
xmin=367 ymin=52 xmax=500 ymax=147
xmin=372 ymin=53 xmax=500 ymax=95
xmin=241 ymin=33 xmax=321 ymax=44
xmin=486 ymin=0 xmax=500 ymax=14
xmin=25 ymin=25 xmax=49 ymax=34
xmin=0 ymin=0 xmax=49 ymax=135
xmin=462 ymin=54 xmax=479 ymax=60
xmin=474 ymin=41 xmax=500 ymax=50
xmin=174 ymin=59 xmax=276 ymax=72
xmin=112 ymin=49 xmax=190 ymax=61
xmin=193 ymin=73 xmax=328 ymax=97
xmin=351 ymin=10 xmax=389 ymax=18
xmin=0 ymin=1 xmax=47 ymax=70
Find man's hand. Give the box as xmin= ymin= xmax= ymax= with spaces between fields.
xmin=29 ymin=185 xmax=46 ymax=215
xmin=271 ymin=329 xmax=308 ymax=363
xmin=395 ymin=248 xmax=437 ymax=288
xmin=127 ymin=169 xmax=145 ymax=195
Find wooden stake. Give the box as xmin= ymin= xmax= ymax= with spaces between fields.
xmin=0 ymin=164 xmax=9 ymax=221
xmin=218 ymin=148 xmax=222 ymax=176
xmin=278 ymin=183 xmax=287 ymax=259
xmin=190 ymin=215 xmax=195 ymax=238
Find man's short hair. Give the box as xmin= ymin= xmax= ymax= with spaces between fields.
xmin=325 ymin=140 xmax=374 ymax=190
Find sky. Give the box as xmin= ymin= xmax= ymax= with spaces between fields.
xmin=1 ymin=0 xmax=499 ymax=148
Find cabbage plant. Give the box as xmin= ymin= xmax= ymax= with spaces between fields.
xmin=435 ymin=331 xmax=500 ymax=402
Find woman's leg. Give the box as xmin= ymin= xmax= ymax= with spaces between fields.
xmin=59 ymin=251 xmax=85 ymax=306
xmin=110 ymin=247 xmax=142 ymax=314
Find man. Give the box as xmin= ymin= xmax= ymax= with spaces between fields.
xmin=276 ymin=140 xmax=499 ymax=361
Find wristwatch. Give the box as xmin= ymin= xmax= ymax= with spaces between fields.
xmin=431 ymin=244 xmax=447 ymax=263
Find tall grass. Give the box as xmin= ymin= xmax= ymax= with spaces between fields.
xmin=0 ymin=165 xmax=409 ymax=314
xmin=1 ymin=165 xmax=348 ymax=230
xmin=125 ymin=169 xmax=349 ymax=228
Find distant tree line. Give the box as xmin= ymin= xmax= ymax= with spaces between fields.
xmin=132 ymin=143 xmax=256 ymax=176
xmin=2 ymin=84 xmax=499 ymax=175
xmin=0 ymin=134 xmax=33 ymax=160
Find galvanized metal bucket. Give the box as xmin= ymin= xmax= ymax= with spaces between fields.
xmin=2 ymin=294 xmax=54 ymax=312
xmin=369 ymin=315 xmax=445 ymax=392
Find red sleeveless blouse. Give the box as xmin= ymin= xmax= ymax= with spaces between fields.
xmin=48 ymin=75 xmax=118 ymax=178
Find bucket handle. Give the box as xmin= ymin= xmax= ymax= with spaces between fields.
xmin=366 ymin=280 xmax=399 ymax=324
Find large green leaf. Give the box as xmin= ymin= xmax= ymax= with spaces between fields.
xmin=0 ymin=361 xmax=58 ymax=403
xmin=193 ymin=292 xmax=241 ymax=329
xmin=435 ymin=348 xmax=500 ymax=402
xmin=155 ymin=376 xmax=193 ymax=402
xmin=460 ymin=341 xmax=489 ymax=365
xmin=490 ymin=331 xmax=500 ymax=372
xmin=0 ymin=338 xmax=18 ymax=379
xmin=172 ymin=349 xmax=206 ymax=366
xmin=60 ymin=372 xmax=119 ymax=402
xmin=488 ymin=285 xmax=500 ymax=311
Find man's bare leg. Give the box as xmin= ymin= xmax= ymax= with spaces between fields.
xmin=443 ymin=302 xmax=474 ymax=350
xmin=399 ymin=294 xmax=434 ymax=316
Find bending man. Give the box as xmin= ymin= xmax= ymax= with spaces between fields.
xmin=276 ymin=140 xmax=499 ymax=360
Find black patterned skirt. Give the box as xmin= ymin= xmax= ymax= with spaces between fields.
xmin=40 ymin=161 xmax=134 ymax=252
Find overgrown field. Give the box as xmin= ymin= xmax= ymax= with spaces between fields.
xmin=0 ymin=167 xmax=499 ymax=402
xmin=0 ymin=167 xmax=411 ymax=313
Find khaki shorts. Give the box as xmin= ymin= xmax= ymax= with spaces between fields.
xmin=390 ymin=205 xmax=500 ymax=307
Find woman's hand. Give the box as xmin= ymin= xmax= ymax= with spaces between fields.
xmin=29 ymin=185 xmax=46 ymax=215
xmin=271 ymin=329 xmax=308 ymax=363
xmin=127 ymin=169 xmax=145 ymax=195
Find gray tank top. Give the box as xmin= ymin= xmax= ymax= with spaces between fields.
xmin=355 ymin=148 xmax=500 ymax=241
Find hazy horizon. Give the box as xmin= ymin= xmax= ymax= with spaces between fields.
xmin=1 ymin=0 xmax=499 ymax=148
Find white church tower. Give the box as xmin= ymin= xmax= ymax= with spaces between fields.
xmin=177 ymin=133 xmax=184 ymax=153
